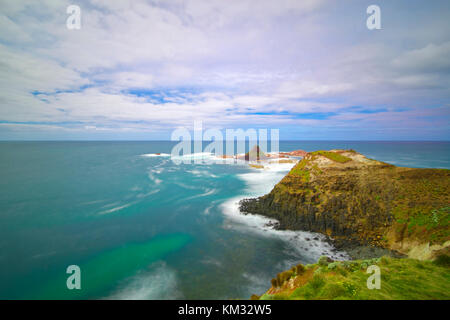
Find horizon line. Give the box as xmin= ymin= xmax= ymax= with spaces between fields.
xmin=0 ymin=139 xmax=449 ymax=143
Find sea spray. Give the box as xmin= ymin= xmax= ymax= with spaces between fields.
xmin=220 ymin=159 xmax=349 ymax=261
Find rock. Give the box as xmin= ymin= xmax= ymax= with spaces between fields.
xmin=288 ymin=149 xmax=308 ymax=157
xmin=279 ymin=149 xmax=308 ymax=157
xmin=318 ymin=256 xmax=334 ymax=266
xmin=264 ymin=221 xmax=280 ymax=229
xmin=238 ymin=149 xmax=450 ymax=259
xmin=237 ymin=145 xmax=268 ymax=161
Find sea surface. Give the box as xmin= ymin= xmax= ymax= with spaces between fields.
xmin=0 ymin=141 xmax=448 ymax=299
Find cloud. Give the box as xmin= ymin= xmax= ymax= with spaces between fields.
xmin=0 ymin=0 xmax=449 ymax=140
xmin=392 ymin=42 xmax=450 ymax=73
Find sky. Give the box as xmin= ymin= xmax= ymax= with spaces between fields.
xmin=0 ymin=0 xmax=449 ymax=140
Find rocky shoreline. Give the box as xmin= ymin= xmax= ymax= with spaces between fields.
xmin=257 ymin=211 xmax=403 ymax=260
xmin=240 ymin=149 xmax=449 ymax=261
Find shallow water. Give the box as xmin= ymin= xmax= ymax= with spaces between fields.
xmin=0 ymin=141 xmax=448 ymax=299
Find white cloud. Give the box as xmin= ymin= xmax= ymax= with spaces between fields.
xmin=392 ymin=42 xmax=450 ymax=73
xmin=0 ymin=0 xmax=449 ymax=139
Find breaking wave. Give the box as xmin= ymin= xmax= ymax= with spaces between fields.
xmin=106 ymin=262 xmax=182 ymax=300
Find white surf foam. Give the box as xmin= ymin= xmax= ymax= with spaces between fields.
xmin=136 ymin=189 xmax=160 ymax=199
xmin=141 ymin=153 xmax=170 ymax=157
xmin=175 ymin=181 xmax=201 ymax=190
xmin=99 ymin=203 xmax=133 ymax=215
xmin=184 ymin=188 xmax=217 ymax=201
xmin=170 ymin=152 xmax=215 ymax=161
xmin=221 ymin=159 xmax=349 ymax=261
xmin=148 ymin=171 xmax=162 ymax=185
xmin=203 ymin=204 xmax=214 ymax=215
xmin=186 ymin=169 xmax=218 ymax=178
xmin=106 ymin=262 xmax=182 ymax=300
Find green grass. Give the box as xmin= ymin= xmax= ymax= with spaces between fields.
xmin=259 ymin=256 xmax=450 ymax=300
xmin=391 ymin=169 xmax=450 ymax=245
xmin=310 ymin=150 xmax=352 ymax=163
xmin=290 ymin=167 xmax=310 ymax=182
xmin=288 ymin=150 xmax=351 ymax=180
xmin=289 ymin=159 xmax=311 ymax=182
xmin=406 ymin=207 xmax=450 ymax=241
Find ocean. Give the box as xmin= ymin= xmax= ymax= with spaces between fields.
xmin=0 ymin=141 xmax=448 ymax=299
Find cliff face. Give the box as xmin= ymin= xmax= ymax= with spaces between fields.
xmin=240 ymin=150 xmax=450 ymax=259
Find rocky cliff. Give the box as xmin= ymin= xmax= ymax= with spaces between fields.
xmin=240 ymin=150 xmax=450 ymax=259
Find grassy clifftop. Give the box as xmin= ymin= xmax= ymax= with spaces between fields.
xmin=253 ymin=255 xmax=450 ymax=300
xmin=240 ymin=149 xmax=450 ymax=259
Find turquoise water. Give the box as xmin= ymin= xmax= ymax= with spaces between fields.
xmin=0 ymin=141 xmax=449 ymax=299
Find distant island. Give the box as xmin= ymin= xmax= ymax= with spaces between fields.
xmin=239 ymin=149 xmax=449 ymax=300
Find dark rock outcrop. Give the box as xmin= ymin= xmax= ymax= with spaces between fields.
xmin=280 ymin=149 xmax=308 ymax=157
xmin=240 ymin=149 xmax=450 ymax=259
xmin=237 ymin=145 xmax=268 ymax=161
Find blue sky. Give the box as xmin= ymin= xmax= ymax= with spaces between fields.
xmin=0 ymin=0 xmax=449 ymax=140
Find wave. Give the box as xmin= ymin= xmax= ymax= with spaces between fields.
xmin=221 ymin=160 xmax=349 ymax=261
xmin=170 ymin=152 xmax=214 ymax=161
xmin=184 ymin=188 xmax=217 ymax=201
xmin=140 ymin=153 xmax=170 ymax=157
xmin=203 ymin=204 xmax=214 ymax=215
xmin=99 ymin=203 xmax=133 ymax=215
xmin=186 ymin=169 xmax=218 ymax=178
xmin=136 ymin=189 xmax=160 ymax=199
xmin=148 ymin=172 xmax=162 ymax=185
xmin=174 ymin=181 xmax=201 ymax=190
xmin=105 ymin=262 xmax=182 ymax=300
xmin=236 ymin=165 xmax=294 ymax=196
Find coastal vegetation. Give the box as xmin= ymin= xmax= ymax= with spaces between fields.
xmin=241 ymin=149 xmax=450 ymax=300
xmin=240 ymin=149 xmax=450 ymax=258
xmin=254 ymin=256 xmax=450 ymax=300
xmin=309 ymin=150 xmax=352 ymax=163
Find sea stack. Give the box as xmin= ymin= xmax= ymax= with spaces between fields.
xmin=239 ymin=145 xmax=268 ymax=161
